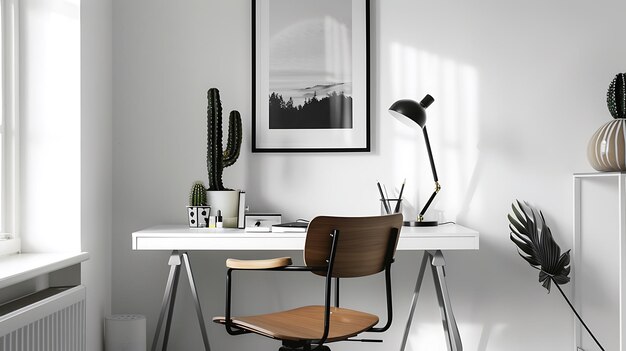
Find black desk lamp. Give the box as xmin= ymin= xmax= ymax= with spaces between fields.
xmin=389 ymin=94 xmax=440 ymax=227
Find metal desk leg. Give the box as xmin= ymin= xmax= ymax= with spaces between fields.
xmin=151 ymin=251 xmax=211 ymax=351
xmin=399 ymin=251 xmax=463 ymax=351
xmin=182 ymin=252 xmax=211 ymax=351
xmin=152 ymin=251 xmax=182 ymax=351
xmin=400 ymin=253 xmax=429 ymax=351
xmin=161 ymin=259 xmax=181 ymax=351
xmin=431 ymin=250 xmax=462 ymax=351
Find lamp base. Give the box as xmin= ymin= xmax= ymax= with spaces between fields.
xmin=403 ymin=220 xmax=439 ymax=227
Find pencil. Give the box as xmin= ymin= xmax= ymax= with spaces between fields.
xmin=383 ymin=184 xmax=392 ymax=214
xmin=377 ymin=182 xmax=391 ymax=214
xmin=394 ymin=179 xmax=406 ymax=213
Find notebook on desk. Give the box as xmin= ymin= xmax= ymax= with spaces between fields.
xmin=271 ymin=221 xmax=308 ymax=233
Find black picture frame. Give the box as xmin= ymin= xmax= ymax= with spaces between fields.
xmin=252 ymin=0 xmax=371 ymax=153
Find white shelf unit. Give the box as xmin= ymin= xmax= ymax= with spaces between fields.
xmin=574 ymin=172 xmax=626 ymax=351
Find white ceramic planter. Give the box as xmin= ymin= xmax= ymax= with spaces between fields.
xmin=588 ymin=118 xmax=626 ymax=171
xmin=206 ymin=190 xmax=240 ymax=228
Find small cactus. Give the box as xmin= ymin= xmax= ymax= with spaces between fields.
xmin=207 ymin=88 xmax=242 ymax=190
xmin=189 ymin=181 xmax=207 ymax=206
xmin=608 ymin=73 xmax=626 ymax=119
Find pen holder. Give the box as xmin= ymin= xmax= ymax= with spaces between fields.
xmin=380 ymin=199 xmax=402 ymax=215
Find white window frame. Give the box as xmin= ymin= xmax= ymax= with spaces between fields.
xmin=0 ymin=0 xmax=19 ymax=256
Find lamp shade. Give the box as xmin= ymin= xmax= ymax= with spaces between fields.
xmin=388 ymin=95 xmax=435 ymax=128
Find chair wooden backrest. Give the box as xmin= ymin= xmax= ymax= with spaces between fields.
xmin=303 ymin=214 xmax=403 ymax=278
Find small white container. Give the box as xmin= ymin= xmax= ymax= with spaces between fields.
xmin=105 ymin=314 xmax=146 ymax=351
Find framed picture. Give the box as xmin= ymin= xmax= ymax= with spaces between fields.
xmin=252 ymin=0 xmax=370 ymax=152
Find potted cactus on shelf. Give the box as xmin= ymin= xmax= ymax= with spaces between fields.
xmin=205 ymin=88 xmax=242 ymax=227
xmin=588 ymin=73 xmax=626 ymax=171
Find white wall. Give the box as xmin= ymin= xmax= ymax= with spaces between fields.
xmin=81 ymin=0 xmax=112 ymax=350
xmin=112 ymin=0 xmax=626 ymax=350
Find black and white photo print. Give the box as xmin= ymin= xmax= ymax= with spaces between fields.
xmin=253 ymin=0 xmax=370 ymax=152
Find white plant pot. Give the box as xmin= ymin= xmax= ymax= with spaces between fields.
xmin=206 ymin=190 xmax=240 ymax=228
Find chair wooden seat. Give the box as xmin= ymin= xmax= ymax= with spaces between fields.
xmin=213 ymin=305 xmax=379 ymax=342
xmin=226 ymin=257 xmax=293 ymax=269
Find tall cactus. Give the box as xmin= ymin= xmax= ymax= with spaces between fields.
xmin=608 ymin=73 xmax=626 ymax=119
xmin=207 ymin=88 xmax=242 ymax=190
xmin=189 ymin=181 xmax=207 ymax=206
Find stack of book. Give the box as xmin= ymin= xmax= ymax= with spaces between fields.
xmin=271 ymin=221 xmax=308 ymax=233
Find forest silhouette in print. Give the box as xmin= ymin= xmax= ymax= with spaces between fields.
xmin=268 ymin=0 xmax=353 ymax=130
xmin=269 ymin=90 xmax=353 ymax=129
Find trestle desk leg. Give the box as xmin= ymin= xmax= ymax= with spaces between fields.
xmin=182 ymin=252 xmax=212 ymax=351
xmin=151 ymin=251 xmax=183 ymax=351
xmin=399 ymin=253 xmax=429 ymax=351
xmin=151 ymin=251 xmax=211 ymax=351
xmin=431 ymin=250 xmax=462 ymax=351
xmin=161 ymin=263 xmax=181 ymax=351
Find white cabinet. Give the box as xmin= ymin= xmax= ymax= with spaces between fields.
xmin=573 ymin=172 xmax=626 ymax=351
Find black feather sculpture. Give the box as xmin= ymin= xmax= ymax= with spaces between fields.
xmin=508 ymin=200 xmax=605 ymax=351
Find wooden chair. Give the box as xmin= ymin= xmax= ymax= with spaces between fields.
xmin=213 ymin=214 xmax=403 ymax=351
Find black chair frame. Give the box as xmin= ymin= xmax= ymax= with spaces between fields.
xmin=222 ymin=227 xmax=400 ymax=351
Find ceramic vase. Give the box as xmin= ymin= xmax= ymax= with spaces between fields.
xmin=587 ymin=118 xmax=626 ymax=171
xmin=206 ymin=190 xmax=240 ymax=228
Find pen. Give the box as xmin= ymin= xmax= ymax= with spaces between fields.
xmin=383 ymin=184 xmax=392 ymax=214
xmin=394 ymin=179 xmax=406 ymax=214
xmin=377 ymin=182 xmax=391 ymax=214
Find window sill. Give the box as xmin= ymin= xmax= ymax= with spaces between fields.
xmin=0 ymin=252 xmax=89 ymax=290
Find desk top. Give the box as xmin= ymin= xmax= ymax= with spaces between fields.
xmin=132 ymin=224 xmax=479 ymax=251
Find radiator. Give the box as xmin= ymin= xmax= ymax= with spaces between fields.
xmin=0 ymin=285 xmax=86 ymax=351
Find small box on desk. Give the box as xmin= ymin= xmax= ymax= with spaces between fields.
xmin=245 ymin=214 xmax=281 ymax=232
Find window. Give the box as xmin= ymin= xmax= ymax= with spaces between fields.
xmin=0 ymin=0 xmax=19 ymax=256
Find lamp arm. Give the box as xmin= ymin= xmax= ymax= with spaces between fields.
xmin=422 ymin=126 xmax=438 ymax=182
xmin=418 ymin=182 xmax=441 ymax=221
xmin=418 ymin=126 xmax=440 ymax=221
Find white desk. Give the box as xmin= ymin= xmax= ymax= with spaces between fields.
xmin=132 ymin=223 xmax=479 ymax=351
xmin=133 ymin=224 xmax=478 ymax=251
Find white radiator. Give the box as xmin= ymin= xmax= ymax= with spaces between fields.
xmin=0 ymin=285 xmax=86 ymax=351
